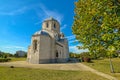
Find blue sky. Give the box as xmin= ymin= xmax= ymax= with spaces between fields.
xmin=0 ymin=0 xmax=88 ymax=54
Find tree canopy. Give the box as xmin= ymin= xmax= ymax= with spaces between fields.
xmin=72 ymin=0 xmax=120 ymax=56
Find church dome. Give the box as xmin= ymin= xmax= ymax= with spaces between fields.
xmin=34 ymin=31 xmax=42 ymax=35
xmin=44 ymin=17 xmax=58 ymax=22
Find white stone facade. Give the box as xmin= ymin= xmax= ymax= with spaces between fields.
xmin=16 ymin=50 xmax=26 ymax=57
xmin=27 ymin=17 xmax=69 ymax=64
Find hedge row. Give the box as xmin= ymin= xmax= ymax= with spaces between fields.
xmin=0 ymin=58 xmax=11 ymax=62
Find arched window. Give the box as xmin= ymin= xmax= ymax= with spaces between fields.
xmin=54 ymin=23 xmax=56 ymax=28
xmin=56 ymin=51 xmax=58 ymax=58
xmin=33 ymin=40 xmax=37 ymax=51
xmin=46 ymin=23 xmax=48 ymax=28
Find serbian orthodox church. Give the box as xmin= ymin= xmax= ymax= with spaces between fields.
xmin=27 ymin=17 xmax=69 ymax=64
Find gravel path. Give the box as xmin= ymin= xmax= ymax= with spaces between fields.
xmin=0 ymin=61 xmax=117 ymax=80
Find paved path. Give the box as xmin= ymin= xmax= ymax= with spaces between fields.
xmin=0 ymin=61 xmax=118 ymax=80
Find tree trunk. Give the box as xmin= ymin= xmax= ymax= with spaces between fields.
xmin=109 ymin=56 xmax=114 ymax=73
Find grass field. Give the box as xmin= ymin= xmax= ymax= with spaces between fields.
xmin=0 ymin=66 xmax=107 ymax=80
xmin=83 ymin=58 xmax=120 ymax=79
xmin=10 ymin=57 xmax=26 ymax=61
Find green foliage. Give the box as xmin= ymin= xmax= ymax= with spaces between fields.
xmin=69 ymin=52 xmax=80 ymax=58
xmin=69 ymin=52 xmax=92 ymax=62
xmin=0 ymin=51 xmax=13 ymax=58
xmin=72 ymin=0 xmax=120 ymax=56
xmin=14 ymin=53 xmax=19 ymax=57
xmin=79 ymin=52 xmax=90 ymax=58
xmin=24 ymin=53 xmax=27 ymax=57
xmin=79 ymin=52 xmax=91 ymax=62
xmin=69 ymin=52 xmax=75 ymax=58
xmin=0 ymin=58 xmax=11 ymax=62
xmin=4 ymin=55 xmax=7 ymax=58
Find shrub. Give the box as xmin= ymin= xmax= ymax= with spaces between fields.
xmin=0 ymin=58 xmax=11 ymax=62
xmin=4 ymin=55 xmax=7 ymax=58
xmin=83 ymin=57 xmax=91 ymax=62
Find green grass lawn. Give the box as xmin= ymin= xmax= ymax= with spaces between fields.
xmin=0 ymin=66 xmax=108 ymax=80
xmin=10 ymin=57 xmax=26 ymax=61
xmin=83 ymin=58 xmax=120 ymax=79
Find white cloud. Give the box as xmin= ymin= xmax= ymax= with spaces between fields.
xmin=69 ymin=40 xmax=78 ymax=44
xmin=41 ymin=6 xmax=63 ymax=23
xmin=60 ymin=24 xmax=67 ymax=31
xmin=0 ymin=3 xmax=64 ymax=24
xmin=0 ymin=45 xmax=26 ymax=53
xmin=69 ymin=45 xmax=89 ymax=53
xmin=0 ymin=45 xmax=27 ymax=53
xmin=35 ymin=4 xmax=63 ymax=24
xmin=35 ymin=21 xmax=42 ymax=25
xmin=0 ymin=6 xmax=28 ymax=16
xmin=65 ymin=35 xmax=75 ymax=40
xmin=5 ymin=46 xmax=25 ymax=49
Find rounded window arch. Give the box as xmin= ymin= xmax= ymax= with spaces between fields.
xmin=33 ymin=40 xmax=37 ymax=52
xmin=54 ymin=23 xmax=56 ymax=29
xmin=46 ymin=22 xmax=49 ymax=28
xmin=56 ymin=51 xmax=58 ymax=58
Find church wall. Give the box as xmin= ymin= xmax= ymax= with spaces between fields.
xmin=49 ymin=38 xmax=56 ymax=63
xmin=29 ymin=35 xmax=40 ymax=64
xmin=42 ymin=21 xmax=51 ymax=31
xmin=64 ymin=39 xmax=69 ymax=60
xmin=56 ymin=44 xmax=68 ymax=62
xmin=39 ymin=35 xmax=52 ymax=63
xmin=27 ymin=46 xmax=31 ymax=62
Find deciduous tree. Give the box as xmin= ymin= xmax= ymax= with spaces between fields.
xmin=72 ymin=0 xmax=120 ymax=73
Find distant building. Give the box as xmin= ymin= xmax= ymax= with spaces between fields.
xmin=16 ymin=50 xmax=26 ymax=57
xmin=27 ymin=17 xmax=69 ymax=64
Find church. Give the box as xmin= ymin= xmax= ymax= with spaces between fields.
xmin=27 ymin=17 xmax=69 ymax=64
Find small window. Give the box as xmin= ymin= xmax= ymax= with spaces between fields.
xmin=34 ymin=41 xmax=37 ymax=50
xmin=56 ymin=52 xmax=58 ymax=57
xmin=54 ymin=24 xmax=56 ymax=28
xmin=33 ymin=40 xmax=37 ymax=51
xmin=46 ymin=23 xmax=48 ymax=28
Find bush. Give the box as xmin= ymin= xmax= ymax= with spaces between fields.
xmin=83 ymin=57 xmax=91 ymax=62
xmin=0 ymin=58 xmax=11 ymax=62
xmin=4 ymin=55 xmax=7 ymax=58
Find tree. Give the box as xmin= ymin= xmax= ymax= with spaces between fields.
xmin=72 ymin=0 xmax=120 ymax=73
xmin=69 ymin=52 xmax=80 ymax=58
xmin=69 ymin=52 xmax=75 ymax=58
xmin=0 ymin=51 xmax=13 ymax=58
xmin=24 ymin=53 xmax=27 ymax=57
xmin=14 ymin=53 xmax=19 ymax=57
